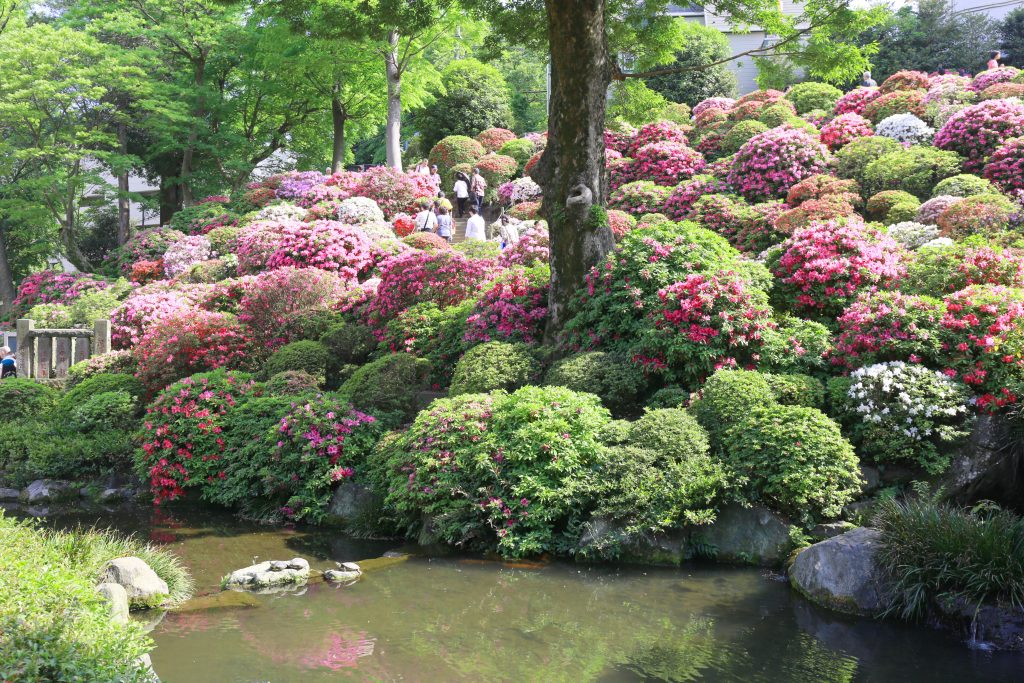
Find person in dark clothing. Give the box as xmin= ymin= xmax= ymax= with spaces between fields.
xmin=0 ymin=346 xmax=16 ymax=379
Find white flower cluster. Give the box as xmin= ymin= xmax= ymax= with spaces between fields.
xmin=337 ymin=196 xmax=385 ymax=224
xmin=163 ymin=235 xmax=212 ymax=278
xmin=875 ymin=113 xmax=935 ymax=145
xmin=360 ymin=220 xmax=397 ymax=243
xmin=920 ymin=236 xmax=956 ymax=249
xmin=848 ymin=361 xmax=970 ymax=440
xmin=253 ymin=202 xmax=307 ymax=223
xmin=886 ymin=221 xmax=940 ymax=250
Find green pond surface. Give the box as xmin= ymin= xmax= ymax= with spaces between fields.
xmin=23 ymin=503 xmax=1024 ymax=683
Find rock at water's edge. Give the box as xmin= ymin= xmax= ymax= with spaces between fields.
xmin=21 ymin=479 xmax=74 ymax=503
xmin=699 ymin=504 xmax=793 ymax=566
xmin=100 ymin=557 xmax=169 ymax=609
xmin=225 ymin=558 xmax=310 ymax=589
xmin=95 ymin=582 xmax=130 ymax=625
xmin=789 ymin=527 xmax=888 ymax=616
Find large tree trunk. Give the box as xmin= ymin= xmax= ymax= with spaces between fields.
xmin=180 ymin=57 xmax=207 ymax=207
xmin=384 ymin=31 xmax=403 ymax=171
xmin=331 ymin=89 xmax=347 ymax=174
xmin=539 ymin=0 xmax=614 ymax=344
xmin=60 ymin=177 xmax=90 ymax=272
xmin=117 ymin=121 xmax=131 ymax=245
xmin=159 ymin=180 xmax=181 ymax=225
xmin=0 ymin=228 xmax=16 ymax=315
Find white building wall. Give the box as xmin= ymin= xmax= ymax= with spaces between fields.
xmin=950 ymin=0 xmax=1024 ymax=23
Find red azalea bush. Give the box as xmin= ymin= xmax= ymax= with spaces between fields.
xmin=786 ymin=175 xmax=860 ymax=206
xmin=368 ymin=250 xmax=493 ymax=325
xmin=392 ymin=214 xmax=416 ymax=238
xmin=769 ymin=217 xmax=908 ymax=320
xmin=820 ymin=113 xmax=874 ymax=151
xmin=862 ymin=90 xmax=926 ymax=123
xmin=476 ymin=127 xmax=518 ymax=152
xmin=774 ymin=194 xmax=858 ymax=234
xmin=982 ymin=137 xmax=1024 ymax=193
xmin=464 ymin=265 xmax=550 ymax=345
xmin=735 ymin=201 xmax=787 ymax=254
xmin=727 ymin=125 xmax=831 ymax=201
xmin=607 ymin=181 xmax=672 ymax=216
xmin=477 ymin=154 xmax=520 ymax=192
xmin=523 ymin=151 xmax=544 ymax=177
xmin=639 ymin=271 xmax=774 ymax=384
xmin=500 ymin=224 xmax=549 ymax=267
xmin=663 ymin=175 xmax=731 ymax=220
xmin=607 ymin=209 xmax=638 ymax=241
xmin=13 ymin=270 xmax=110 ymax=312
xmin=936 ymin=193 xmax=1017 ymax=238
xmin=134 ymin=309 xmax=251 ymax=392
xmin=138 ymin=369 xmax=257 ymax=503
xmin=832 ymin=291 xmax=945 ymax=369
xmin=632 ymin=141 xmax=705 ymax=186
xmin=429 ymin=135 xmax=485 ymax=180
xmin=979 ymin=82 xmax=1024 ymax=100
xmin=627 ymin=120 xmax=689 ymax=156
xmin=403 ymin=232 xmax=452 ymax=251
xmin=834 ymin=87 xmax=881 ymax=116
xmin=236 ymin=267 xmax=350 ymax=342
xmin=970 ymin=66 xmax=1020 ymax=92
xmin=508 ymin=201 xmax=542 ymax=220
xmin=880 ymin=70 xmax=931 ymax=94
xmin=935 ymin=99 xmax=1024 ymax=171
xmin=130 ymin=260 xmax=164 ymax=285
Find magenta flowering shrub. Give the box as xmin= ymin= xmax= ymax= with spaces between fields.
xmin=970 ymin=66 xmax=1020 ymax=92
xmin=368 ymin=250 xmax=493 ymax=326
xmin=163 ymin=235 xmax=212 ymax=279
xmin=608 ymin=156 xmax=639 ymax=190
xmin=499 ymin=224 xmax=549 ymax=267
xmin=13 ymin=271 xmax=110 ymax=312
xmin=820 ymin=113 xmax=874 ymax=151
xmin=935 ymin=99 xmax=1024 ymax=171
xmin=607 ymin=181 xmax=672 ymax=216
xmin=604 ymin=127 xmax=636 ymax=154
xmin=833 ymin=87 xmax=881 ymax=116
xmin=880 ymin=70 xmax=930 ymax=94
xmin=236 ymin=220 xmax=292 ymax=273
xmin=631 ymin=141 xmax=706 ymax=186
xmin=465 ymin=265 xmax=550 ymax=345
xmin=353 ymin=166 xmax=437 ymax=218
xmin=236 ymin=267 xmax=349 ymax=344
xmin=770 ymin=217 xmax=909 ymax=320
xmin=266 ymin=220 xmax=373 ymax=280
xmin=607 ymin=209 xmax=637 ymax=241
xmin=832 ymin=291 xmax=945 ymax=369
xmin=663 ymin=175 xmax=731 ymax=220
xmin=916 ymin=195 xmax=963 ymax=224
xmin=982 ymin=137 xmax=1024 ymax=193
xmin=111 ymin=287 xmax=204 ymax=349
xmin=693 ymin=97 xmax=736 ymax=118
xmin=626 ymin=120 xmax=689 ymax=156
xmin=273 ymin=171 xmax=332 ymax=203
xmin=727 ymin=125 xmax=831 ymax=201
xmin=112 ymin=227 xmax=186 ymax=275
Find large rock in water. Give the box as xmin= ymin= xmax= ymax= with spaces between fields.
xmin=939 ymin=414 xmax=1024 ymax=508
xmin=789 ymin=527 xmax=888 ymax=616
xmin=327 ymin=482 xmax=377 ymax=523
xmin=21 ymin=479 xmax=74 ymax=503
xmin=700 ymin=504 xmax=793 ymax=566
xmin=224 ymin=558 xmax=310 ymax=589
xmin=99 ymin=557 xmax=169 ymax=609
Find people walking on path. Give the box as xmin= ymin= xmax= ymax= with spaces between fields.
xmin=465 ymin=207 xmax=487 ymax=241
xmin=0 ymin=346 xmax=16 ymax=379
xmin=860 ymin=71 xmax=877 ymax=87
xmin=453 ymin=172 xmax=470 ymax=218
xmin=435 ymin=207 xmax=453 ymax=243
xmin=470 ymin=167 xmax=487 ymax=214
xmin=497 ymin=214 xmax=520 ymax=248
xmin=415 ymin=201 xmax=438 ymax=233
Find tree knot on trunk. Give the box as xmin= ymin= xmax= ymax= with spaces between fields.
xmin=565 ymin=183 xmax=594 ymax=224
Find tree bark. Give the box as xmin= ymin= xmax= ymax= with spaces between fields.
xmin=117 ymin=121 xmax=131 ymax=245
xmin=159 ymin=180 xmax=181 ymax=225
xmin=384 ymin=30 xmax=403 ymax=171
xmin=539 ymin=0 xmax=614 ymax=344
xmin=180 ymin=56 xmax=207 ymax=207
xmin=0 ymin=227 xmax=16 ymax=315
xmin=60 ymin=170 xmax=90 ymax=272
xmin=331 ymin=87 xmax=347 ymax=174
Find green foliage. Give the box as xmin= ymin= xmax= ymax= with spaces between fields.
xmin=320 ymin=322 xmax=378 ymax=387
xmin=0 ymin=417 xmax=135 ymax=486
xmin=0 ymin=379 xmax=59 ymax=421
xmin=645 ymin=22 xmax=738 ymax=107
xmin=836 ymin=136 xmax=904 ymax=187
xmin=866 ymin=190 xmax=920 ymax=221
xmin=932 ymin=173 xmax=997 ymax=198
xmin=418 ymin=59 xmax=514 ymax=150
xmin=645 ymin=386 xmax=690 ymax=409
xmin=379 ymin=301 xmax=473 ymax=386
xmin=786 ymin=82 xmax=843 ymax=114
xmin=67 ymin=350 xmax=135 ymax=387
xmin=168 ymin=202 xmax=239 ymax=235
xmin=757 ymin=102 xmax=801 ymax=128
xmin=498 ymin=138 xmax=536 ymax=168
xmin=764 ymin=373 xmax=826 ymax=409
xmin=450 ymin=342 xmax=540 ymax=396
xmin=261 ymin=340 xmax=329 ymax=382
xmin=544 ymin=352 xmax=647 ymax=417
xmin=720 ymin=404 xmax=861 ymax=522
xmin=607 ymin=79 xmax=668 ymax=127
xmin=690 ymin=369 xmax=775 ymax=436
xmin=875 ymin=492 xmax=1024 ymax=619
xmin=719 ymin=120 xmax=769 ymax=157
xmin=1000 ymin=7 xmax=1024 ymax=68
xmin=264 ymin=370 xmax=322 ymax=396
xmin=57 ymin=373 xmax=144 ymax=419
xmin=863 ymin=146 xmax=963 ymax=200
xmin=758 ymin=315 xmax=833 ymax=374
xmin=69 ymin=391 xmax=138 ymax=433
xmin=0 ymin=514 xmax=158 ymax=682
xmin=337 ymin=353 xmax=430 ymax=424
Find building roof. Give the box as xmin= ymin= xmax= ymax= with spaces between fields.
xmin=666 ymin=3 xmax=705 ymax=16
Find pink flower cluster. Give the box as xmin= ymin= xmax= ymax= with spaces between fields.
xmin=880 ymin=70 xmax=931 ymax=93
xmin=499 ymin=224 xmax=549 ymax=267
xmin=727 ymin=125 xmax=831 ymax=201
xmin=935 ymin=99 xmax=1024 ymax=171
xmin=465 ymin=267 xmax=549 ymax=345
xmin=833 ymin=87 xmax=881 ymax=116
xmin=982 ymin=137 xmax=1024 ymax=193
xmin=369 ymin=250 xmax=493 ymax=325
xmin=832 ymin=291 xmax=944 ymax=369
xmin=956 ymin=246 xmax=1024 ymax=289
xmin=693 ymin=97 xmax=736 ymax=118
xmin=12 ymin=270 xmax=110 ymax=312
xmin=970 ymin=66 xmax=1020 ymax=92
xmin=134 ymin=309 xmax=250 ymax=391
xmin=266 ymin=220 xmax=373 ymax=280
xmin=820 ymin=113 xmax=874 ymax=151
xmin=631 ymin=141 xmax=705 ymax=186
xmin=163 ymin=235 xmax=213 ymax=279
xmin=111 ymin=287 xmax=204 ymax=348
xmin=627 ymin=121 xmax=689 ymax=156
xmin=662 ymin=176 xmax=731 ymax=220
xmin=236 ymin=267 xmax=349 ymax=343
xmin=772 ymin=217 xmax=908 ymax=319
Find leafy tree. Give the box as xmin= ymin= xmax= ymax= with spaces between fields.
xmin=417 ymin=58 xmax=514 ymax=149
xmin=492 ymin=45 xmax=549 ymax=133
xmin=607 ymin=79 xmax=667 ymax=126
xmin=646 ymin=22 xmax=737 ymax=107
xmin=1000 ymin=7 xmax=1024 ymax=68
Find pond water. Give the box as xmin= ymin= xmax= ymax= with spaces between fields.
xmin=22 ymin=503 xmax=1024 ymax=682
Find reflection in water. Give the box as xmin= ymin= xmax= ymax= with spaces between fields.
xmin=24 ymin=503 xmax=1024 ymax=683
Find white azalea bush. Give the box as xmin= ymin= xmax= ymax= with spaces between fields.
xmin=337 ymin=196 xmax=386 ymax=224
xmin=886 ymin=221 xmax=940 ymax=250
xmin=840 ymin=361 xmax=974 ymax=474
xmin=875 ymin=113 xmax=935 ymax=146
xmin=252 ymin=201 xmax=308 ymax=223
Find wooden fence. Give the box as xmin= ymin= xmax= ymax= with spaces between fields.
xmin=14 ymin=319 xmax=111 ymax=380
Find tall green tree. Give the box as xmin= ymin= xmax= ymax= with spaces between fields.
xmin=1000 ymin=8 xmax=1024 ymax=68
xmin=646 ymin=22 xmax=737 ymax=106
xmin=416 ymin=58 xmax=514 ymax=149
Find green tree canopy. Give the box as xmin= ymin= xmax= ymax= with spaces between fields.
xmin=646 ymin=21 xmax=738 ymax=106
xmin=1000 ymin=7 xmax=1024 ymax=68
xmin=416 ymin=58 xmax=514 ymax=150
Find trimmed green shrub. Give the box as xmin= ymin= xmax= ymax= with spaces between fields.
xmin=719 ymin=120 xmax=768 ymax=157
xmin=836 ymin=136 xmax=903 ymax=186
xmin=69 ymin=391 xmax=138 ymax=432
xmin=273 ymin=308 xmax=341 ymax=344
xmin=264 ymin=370 xmax=322 ymax=396
xmin=320 ymin=322 xmax=378 ymax=388
xmin=261 ymin=340 xmax=329 ymax=382
xmin=758 ymin=315 xmax=833 ymax=374
xmin=764 ymin=373 xmax=825 ymax=409
xmin=786 ymin=82 xmax=843 ymax=114
xmin=757 ymin=102 xmax=800 ymax=128
xmin=429 ymin=135 xmax=486 ymax=187
xmin=450 ymin=342 xmax=541 ymax=396
xmin=720 ymin=404 xmax=861 ymax=522
xmin=0 ymin=419 xmax=135 ymax=486
xmin=499 ymin=138 xmax=536 ymax=168
xmin=67 ymin=350 xmax=136 ymax=387
xmin=337 ymin=353 xmax=430 ymax=423
xmin=866 ymin=190 xmax=920 ymax=222
xmin=691 ymin=369 xmax=775 ymax=435
xmin=645 ymin=386 xmax=690 ymax=409
xmin=932 ymin=173 xmax=997 ymax=198
xmin=378 ymin=301 xmax=473 ymax=387
xmin=862 ymin=147 xmax=962 ymax=200
xmin=544 ymin=352 xmax=647 ymax=417
xmin=628 ymin=407 xmax=710 ymax=460
xmin=0 ymin=379 xmax=59 ymax=421
xmin=57 ymin=373 xmax=144 ymax=418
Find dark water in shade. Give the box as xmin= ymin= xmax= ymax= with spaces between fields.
xmin=23 ymin=503 xmax=1024 ymax=683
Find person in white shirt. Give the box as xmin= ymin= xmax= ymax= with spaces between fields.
xmin=464 ymin=207 xmax=487 ymax=241
xmin=453 ymin=172 xmax=470 ymax=217
xmin=415 ymin=205 xmax=438 ymax=233
xmin=497 ymin=214 xmax=520 ymax=248
xmin=429 ymin=165 xmax=442 ymax=191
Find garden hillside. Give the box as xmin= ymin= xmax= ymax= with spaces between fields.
xmin=5 ymin=70 xmax=1024 ymax=570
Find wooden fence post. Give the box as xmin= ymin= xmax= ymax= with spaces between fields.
xmin=15 ymin=319 xmax=33 ymax=379
xmin=93 ymin=319 xmax=111 ymax=356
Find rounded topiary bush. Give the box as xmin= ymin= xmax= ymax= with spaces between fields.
xmin=835 ymin=135 xmax=903 ymax=186
xmin=337 ymin=353 xmax=430 ymax=423
xmin=449 ymin=342 xmax=541 ymax=396
xmin=261 ymin=340 xmax=329 ymax=381
xmin=934 ymin=99 xmax=1024 ymax=171
xmin=628 ymin=407 xmax=709 ymax=459
xmin=721 ymin=404 xmax=861 ymax=522
xmin=862 ymin=146 xmax=962 ymax=200
xmin=1 ymin=379 xmax=60 ymax=421
xmin=544 ymin=352 xmax=647 ymax=417
xmin=320 ymin=322 xmax=378 ymax=367
xmin=57 ymin=373 xmax=144 ymax=419
xmin=862 ymin=90 xmax=926 ymax=124
xmin=499 ymin=138 xmax=536 ymax=168
xmin=982 ymin=137 xmax=1024 ymax=193
xmin=645 ymin=386 xmax=690 ymax=409
xmin=764 ymin=372 xmax=825 ymax=409
xmin=476 ymin=127 xmax=517 ymax=152
xmin=264 ymin=370 xmax=322 ymax=396
xmin=691 ymin=369 xmax=775 ymax=435
xmin=727 ymin=125 xmax=831 ymax=201
xmin=719 ymin=120 xmax=768 ymax=157
xmin=833 ymin=87 xmax=881 ymax=116
xmin=786 ymin=82 xmax=843 ymax=114
xmin=932 ymin=173 xmax=997 ymax=198
xmin=429 ymin=135 xmax=485 ymax=185
xmin=866 ymin=190 xmax=920 ymax=221
xmin=936 ymin=193 xmax=1017 ymax=239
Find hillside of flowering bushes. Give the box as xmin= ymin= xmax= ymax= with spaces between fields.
xmin=6 ymin=71 xmax=1024 ymax=563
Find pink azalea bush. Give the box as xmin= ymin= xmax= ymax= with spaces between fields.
xmin=970 ymin=66 xmax=1020 ymax=92
xmin=820 ymin=113 xmax=874 ymax=151
xmin=626 ymin=120 xmax=689 ymax=156
xmin=693 ymin=97 xmax=736 ymax=118
xmin=631 ymin=141 xmax=706 ymax=186
xmin=500 ymin=224 xmax=549 ymax=267
xmin=465 ymin=265 xmax=550 ymax=345
xmin=880 ymin=70 xmax=931 ymax=94
xmin=833 ymin=87 xmax=881 ymax=116
xmin=832 ymin=291 xmax=945 ymax=369
xmin=770 ymin=217 xmax=908 ymax=320
xmin=935 ymin=99 xmax=1024 ymax=171
xmin=236 ymin=219 xmax=373 ymax=279
xmin=368 ymin=250 xmax=493 ymax=326
xmin=12 ymin=271 xmax=110 ymax=312
xmin=916 ymin=195 xmax=963 ymax=224
xmin=727 ymin=125 xmax=831 ymax=201
xmin=111 ymin=287 xmax=204 ymax=348
xmin=982 ymin=137 xmax=1024 ymax=193
xmin=663 ymin=175 xmax=731 ymax=220
xmin=163 ymin=235 xmax=213 ymax=279
xmin=134 ymin=309 xmax=250 ymax=392
xmin=607 ymin=209 xmax=637 ymax=241
xmin=236 ymin=267 xmax=349 ymax=343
